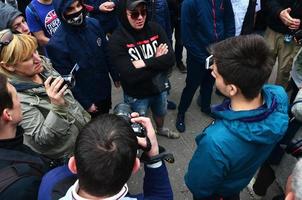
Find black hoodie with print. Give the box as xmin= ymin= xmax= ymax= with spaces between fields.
xmin=108 ymin=1 xmax=175 ymax=98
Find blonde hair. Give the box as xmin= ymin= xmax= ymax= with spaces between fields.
xmin=0 ymin=30 xmax=38 ymax=66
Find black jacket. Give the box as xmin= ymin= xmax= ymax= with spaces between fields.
xmin=108 ymin=3 xmax=175 ymax=98
xmin=0 ymin=127 xmax=49 ymax=200
xmin=266 ymin=0 xmax=302 ymax=34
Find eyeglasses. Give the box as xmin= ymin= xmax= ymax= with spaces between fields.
xmin=205 ymin=55 xmax=214 ymax=70
xmin=128 ymin=8 xmax=147 ymax=20
xmin=0 ymin=30 xmax=13 ymax=54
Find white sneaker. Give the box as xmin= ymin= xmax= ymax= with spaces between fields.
xmin=246 ymin=177 xmax=264 ymax=200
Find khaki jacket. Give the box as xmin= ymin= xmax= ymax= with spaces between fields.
xmin=10 ymin=57 xmax=91 ymax=159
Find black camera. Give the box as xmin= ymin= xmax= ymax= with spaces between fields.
xmin=113 ymin=103 xmax=175 ymax=164
xmin=113 ymin=103 xmax=146 ymax=137
xmin=49 ymin=74 xmax=75 ymax=90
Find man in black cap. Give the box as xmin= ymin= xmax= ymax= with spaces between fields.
xmin=109 ymin=0 xmax=179 ymax=139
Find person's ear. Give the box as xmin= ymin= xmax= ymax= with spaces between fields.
xmin=1 ymin=108 xmax=12 ymax=122
xmin=132 ymin=157 xmax=140 ymax=174
xmin=228 ymin=84 xmax=238 ymax=97
xmin=68 ymin=156 xmax=78 ymax=174
xmin=0 ymin=62 xmax=15 ymax=72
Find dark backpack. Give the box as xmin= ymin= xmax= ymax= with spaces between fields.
xmin=0 ymin=148 xmax=45 ymax=194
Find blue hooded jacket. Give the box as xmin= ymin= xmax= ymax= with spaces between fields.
xmin=46 ymin=0 xmax=118 ymax=109
xmin=147 ymin=0 xmax=172 ymax=43
xmin=181 ymin=0 xmax=235 ymax=60
xmin=185 ymin=85 xmax=289 ymax=198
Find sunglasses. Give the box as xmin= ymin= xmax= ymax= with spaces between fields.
xmin=205 ymin=55 xmax=214 ymax=70
xmin=0 ymin=30 xmax=13 ymax=54
xmin=128 ymin=8 xmax=147 ymax=20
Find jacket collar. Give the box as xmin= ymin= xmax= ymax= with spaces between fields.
xmin=70 ymin=180 xmax=128 ymax=200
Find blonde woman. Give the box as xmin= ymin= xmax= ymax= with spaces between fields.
xmin=0 ymin=30 xmax=90 ymax=162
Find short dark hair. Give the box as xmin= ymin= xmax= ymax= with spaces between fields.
xmin=0 ymin=73 xmax=13 ymax=114
xmin=74 ymin=114 xmax=138 ymax=197
xmin=210 ymin=34 xmax=274 ymax=100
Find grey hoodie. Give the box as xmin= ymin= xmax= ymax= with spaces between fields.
xmin=0 ymin=1 xmax=22 ymax=31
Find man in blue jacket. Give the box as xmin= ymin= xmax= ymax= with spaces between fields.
xmin=175 ymin=0 xmax=235 ymax=132
xmin=46 ymin=0 xmax=119 ymax=117
xmin=42 ymin=114 xmax=173 ymax=200
xmin=185 ymin=35 xmax=289 ymax=200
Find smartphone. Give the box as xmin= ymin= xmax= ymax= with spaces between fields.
xmin=205 ymin=55 xmax=214 ymax=70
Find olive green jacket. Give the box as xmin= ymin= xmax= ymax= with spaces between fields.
xmin=9 ymin=56 xmax=91 ymax=159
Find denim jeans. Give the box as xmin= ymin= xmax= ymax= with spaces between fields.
xmin=124 ymin=91 xmax=168 ymax=117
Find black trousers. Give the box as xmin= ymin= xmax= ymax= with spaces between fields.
xmin=193 ymin=193 xmax=240 ymax=200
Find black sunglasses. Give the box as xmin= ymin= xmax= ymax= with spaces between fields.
xmin=0 ymin=30 xmax=13 ymax=54
xmin=129 ymin=8 xmax=147 ymax=20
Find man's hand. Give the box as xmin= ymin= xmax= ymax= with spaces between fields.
xmin=131 ymin=113 xmax=159 ymax=157
xmin=279 ymin=8 xmax=301 ymax=30
xmin=99 ymin=1 xmax=115 ymax=12
xmin=155 ymin=43 xmax=169 ymax=57
xmin=87 ymin=103 xmax=98 ymax=113
xmin=132 ymin=60 xmax=146 ymax=68
xmin=44 ymin=77 xmax=67 ymax=106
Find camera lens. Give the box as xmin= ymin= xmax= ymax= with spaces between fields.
xmin=113 ymin=103 xmax=146 ymax=137
xmin=113 ymin=103 xmax=132 ymax=122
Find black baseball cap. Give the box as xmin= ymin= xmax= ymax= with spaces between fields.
xmin=126 ymin=0 xmax=147 ymax=11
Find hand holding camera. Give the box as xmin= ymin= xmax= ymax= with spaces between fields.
xmin=113 ymin=103 xmax=175 ymax=164
xmin=131 ymin=113 xmax=159 ymax=157
xmin=44 ymin=76 xmax=67 ymax=106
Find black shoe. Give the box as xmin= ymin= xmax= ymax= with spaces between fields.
xmin=177 ymin=61 xmax=187 ymax=73
xmin=167 ymin=100 xmax=176 ymax=110
xmin=175 ymin=113 xmax=186 ymax=133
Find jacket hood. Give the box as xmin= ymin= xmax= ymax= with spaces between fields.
xmin=0 ymin=2 xmax=22 ymax=31
xmin=212 ymin=85 xmax=289 ymax=145
xmin=52 ymin=0 xmax=87 ymax=26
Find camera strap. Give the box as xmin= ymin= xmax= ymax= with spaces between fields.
xmin=140 ymin=145 xmax=175 ymax=164
xmin=139 ymin=136 xmax=152 ymax=152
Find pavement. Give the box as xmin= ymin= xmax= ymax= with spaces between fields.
xmin=111 ymin=64 xmax=284 ymax=200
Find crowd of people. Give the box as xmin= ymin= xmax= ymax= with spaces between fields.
xmin=0 ymin=0 xmax=302 ymax=199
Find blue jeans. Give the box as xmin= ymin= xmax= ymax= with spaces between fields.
xmin=178 ymin=52 xmax=215 ymax=114
xmin=124 ymin=91 xmax=168 ymax=117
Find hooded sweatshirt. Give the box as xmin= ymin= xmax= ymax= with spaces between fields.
xmin=0 ymin=1 xmax=22 ymax=31
xmin=46 ymin=0 xmax=118 ymax=109
xmin=185 ymin=85 xmax=289 ymax=198
xmin=108 ymin=0 xmax=175 ymax=98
